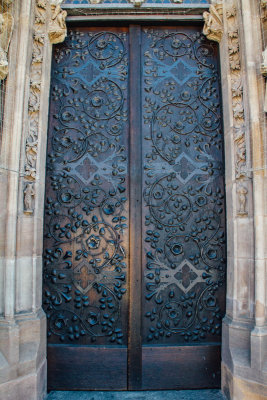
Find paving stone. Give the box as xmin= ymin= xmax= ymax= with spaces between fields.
xmin=46 ymin=390 xmax=225 ymax=400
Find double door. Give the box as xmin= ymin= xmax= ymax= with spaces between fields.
xmin=43 ymin=24 xmax=226 ymax=390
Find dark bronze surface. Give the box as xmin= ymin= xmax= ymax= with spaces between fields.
xmin=44 ymin=25 xmax=225 ymax=391
xmin=43 ymin=27 xmax=130 ymax=347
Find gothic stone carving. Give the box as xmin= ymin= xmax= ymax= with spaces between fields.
xmin=261 ymin=47 xmax=267 ymax=112
xmin=203 ymin=2 xmax=223 ymax=43
xmin=261 ymin=0 xmax=267 ymax=22
xmin=23 ymin=183 xmax=35 ymax=214
xmin=23 ymin=0 xmax=47 ymax=214
xmin=237 ymin=183 xmax=248 ymax=216
xmin=48 ymin=0 xmax=67 ymax=45
xmin=226 ymin=6 xmax=248 ymax=181
xmin=0 ymin=8 xmax=14 ymax=80
xmin=23 ymin=0 xmax=68 ymax=214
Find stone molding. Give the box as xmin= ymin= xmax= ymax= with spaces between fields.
xmin=63 ymin=0 xmax=187 ymax=6
xmin=203 ymin=1 xmax=223 ymax=43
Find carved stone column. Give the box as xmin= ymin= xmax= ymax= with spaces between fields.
xmin=204 ymin=1 xmax=267 ymax=399
xmin=0 ymin=1 xmax=49 ymax=399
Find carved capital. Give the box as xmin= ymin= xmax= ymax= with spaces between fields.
xmin=203 ymin=2 xmax=223 ymax=43
xmin=0 ymin=12 xmax=13 ymax=80
xmin=48 ymin=0 xmax=67 ymax=45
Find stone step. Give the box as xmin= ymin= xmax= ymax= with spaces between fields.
xmin=46 ymin=390 xmax=225 ymax=400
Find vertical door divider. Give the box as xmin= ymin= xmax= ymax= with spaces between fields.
xmin=128 ymin=24 xmax=142 ymax=391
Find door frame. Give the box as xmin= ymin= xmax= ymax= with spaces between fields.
xmin=1 ymin=1 xmax=265 ymax=398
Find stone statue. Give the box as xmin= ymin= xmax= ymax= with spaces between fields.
xmin=0 ymin=11 xmax=13 ymax=80
xmin=237 ymin=185 xmax=248 ymax=216
xmin=203 ymin=3 xmax=223 ymax=43
xmin=261 ymin=47 xmax=267 ymax=112
xmin=24 ymin=183 xmax=35 ymax=214
xmin=48 ymin=0 xmax=67 ymax=45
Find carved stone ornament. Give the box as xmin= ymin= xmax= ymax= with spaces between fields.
xmin=237 ymin=183 xmax=248 ymax=216
xmin=48 ymin=0 xmax=67 ymax=44
xmin=226 ymin=5 xmax=248 ymax=180
xmin=203 ymin=2 xmax=223 ymax=43
xmin=23 ymin=183 xmax=35 ymax=214
xmin=261 ymin=47 xmax=267 ymax=112
xmin=2 ymin=0 xmax=14 ymax=5
xmin=0 ymin=0 xmax=14 ymax=12
xmin=0 ymin=11 xmax=14 ymax=80
xmin=23 ymin=0 xmax=47 ymax=214
xmin=261 ymin=0 xmax=267 ymax=22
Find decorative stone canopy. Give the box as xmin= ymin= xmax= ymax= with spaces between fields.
xmin=203 ymin=1 xmax=223 ymax=43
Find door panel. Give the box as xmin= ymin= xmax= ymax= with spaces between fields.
xmin=43 ymin=24 xmax=225 ymax=391
xmin=43 ymin=27 xmax=130 ymax=390
xmin=141 ymin=26 xmax=225 ymax=388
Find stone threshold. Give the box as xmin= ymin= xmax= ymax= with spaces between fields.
xmin=46 ymin=389 xmax=225 ymax=400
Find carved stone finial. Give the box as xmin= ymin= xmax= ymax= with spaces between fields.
xmin=237 ymin=184 xmax=248 ymax=216
xmin=0 ymin=12 xmax=13 ymax=80
xmin=203 ymin=2 xmax=223 ymax=43
xmin=48 ymin=0 xmax=67 ymax=45
xmin=23 ymin=183 xmax=35 ymax=214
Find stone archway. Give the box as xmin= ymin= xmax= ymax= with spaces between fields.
xmin=0 ymin=1 xmax=266 ymax=399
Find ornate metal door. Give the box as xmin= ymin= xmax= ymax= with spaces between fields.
xmin=43 ymin=25 xmax=226 ymax=391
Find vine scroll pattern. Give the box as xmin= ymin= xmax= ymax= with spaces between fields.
xmin=141 ymin=27 xmax=226 ymax=344
xmin=43 ymin=28 xmax=129 ymax=345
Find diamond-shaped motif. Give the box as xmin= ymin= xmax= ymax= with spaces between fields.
xmin=174 ymin=259 xmax=202 ymax=293
xmin=171 ymin=59 xmax=195 ymax=85
xmin=174 ymin=152 xmax=197 ymax=183
xmin=75 ymin=157 xmax=97 ymax=183
xmin=73 ymin=261 xmax=96 ymax=294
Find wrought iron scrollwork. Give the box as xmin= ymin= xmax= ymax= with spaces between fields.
xmin=142 ymin=27 xmax=225 ymax=344
xmin=43 ymin=29 xmax=129 ymax=345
